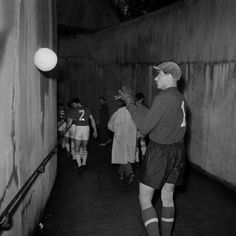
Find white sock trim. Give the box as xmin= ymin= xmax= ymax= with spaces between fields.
xmin=161 ymin=217 xmax=174 ymax=222
xmin=144 ymin=218 xmax=159 ymax=227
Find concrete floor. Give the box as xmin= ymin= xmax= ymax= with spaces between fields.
xmin=35 ymin=140 xmax=236 ymax=236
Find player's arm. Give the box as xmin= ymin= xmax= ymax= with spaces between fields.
xmin=128 ymin=96 xmax=167 ymax=135
xmin=57 ymin=118 xmax=66 ymax=129
xmin=89 ymin=114 xmax=98 ymax=138
xmin=65 ymin=117 xmax=73 ymax=131
xmin=118 ymin=85 xmax=165 ymax=135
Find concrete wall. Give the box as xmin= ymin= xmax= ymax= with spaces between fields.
xmin=0 ymin=1 xmax=57 ymax=235
xmin=58 ymin=0 xmax=236 ymax=187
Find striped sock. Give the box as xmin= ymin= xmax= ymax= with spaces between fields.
xmin=135 ymin=147 xmax=139 ymax=162
xmin=71 ymin=142 xmax=75 ymax=153
xmin=71 ymin=150 xmax=75 ymax=160
xmin=142 ymin=207 xmax=160 ymax=236
xmin=65 ymin=143 xmax=70 ymax=153
xmin=61 ymin=139 xmax=66 ymax=149
xmin=70 ymin=141 xmax=75 ymax=150
xmin=161 ymin=206 xmax=175 ymax=236
xmin=82 ymin=150 xmax=88 ymax=166
xmin=75 ymin=153 xmax=81 ymax=167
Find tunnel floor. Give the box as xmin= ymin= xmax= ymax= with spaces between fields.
xmin=35 ymin=139 xmax=236 ymax=236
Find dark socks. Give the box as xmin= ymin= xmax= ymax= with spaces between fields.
xmin=142 ymin=207 xmax=160 ymax=236
xmin=161 ymin=206 xmax=175 ymax=236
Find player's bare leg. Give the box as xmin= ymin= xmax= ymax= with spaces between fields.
xmin=70 ymin=138 xmax=75 ymax=158
xmin=81 ymin=140 xmax=89 ymax=166
xmin=74 ymin=139 xmax=82 ymax=168
xmin=139 ymin=183 xmax=160 ymax=236
xmin=64 ymin=136 xmax=70 ymax=153
xmin=161 ymin=183 xmax=175 ymax=236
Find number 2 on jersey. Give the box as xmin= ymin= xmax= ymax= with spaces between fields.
xmin=181 ymin=101 xmax=186 ymax=128
xmin=79 ymin=110 xmax=85 ymax=121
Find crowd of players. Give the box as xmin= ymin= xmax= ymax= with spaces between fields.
xmin=57 ymin=93 xmax=147 ymax=175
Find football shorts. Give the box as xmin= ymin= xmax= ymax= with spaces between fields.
xmin=140 ymin=141 xmax=185 ymax=190
xmin=74 ymin=125 xmax=90 ymax=141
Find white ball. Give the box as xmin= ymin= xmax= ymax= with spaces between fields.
xmin=34 ymin=48 xmax=58 ymax=72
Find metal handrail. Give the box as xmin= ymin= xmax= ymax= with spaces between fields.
xmin=0 ymin=123 xmax=70 ymax=231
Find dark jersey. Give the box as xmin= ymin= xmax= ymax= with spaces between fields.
xmin=66 ymin=107 xmax=91 ymax=126
xmin=128 ymin=87 xmax=187 ymax=144
xmin=100 ymin=103 xmax=109 ymax=124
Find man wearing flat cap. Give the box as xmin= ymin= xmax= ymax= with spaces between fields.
xmin=118 ymin=61 xmax=187 ymax=236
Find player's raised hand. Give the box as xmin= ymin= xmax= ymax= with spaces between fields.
xmin=117 ymin=85 xmax=135 ymax=105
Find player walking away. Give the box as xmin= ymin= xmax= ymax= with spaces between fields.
xmin=57 ymin=101 xmax=75 ymax=156
xmin=57 ymin=102 xmax=66 ymax=148
xmin=64 ymin=101 xmax=76 ymax=156
xmin=118 ymin=61 xmax=187 ymax=236
xmin=66 ymin=98 xmax=97 ymax=170
xmin=57 ymin=102 xmax=66 ymax=121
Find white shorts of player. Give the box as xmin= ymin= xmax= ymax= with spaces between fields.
xmin=64 ymin=124 xmax=76 ymax=138
xmin=74 ymin=126 xmax=90 ymax=141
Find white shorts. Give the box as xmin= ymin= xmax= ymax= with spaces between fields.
xmin=64 ymin=124 xmax=76 ymax=138
xmin=74 ymin=126 xmax=90 ymax=141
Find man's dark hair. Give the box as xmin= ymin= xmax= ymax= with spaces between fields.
xmin=135 ymin=92 xmax=145 ymax=101
xmin=100 ymin=96 xmax=106 ymax=101
xmin=73 ymin=97 xmax=80 ymax=104
xmin=117 ymin=99 xmax=126 ymax=107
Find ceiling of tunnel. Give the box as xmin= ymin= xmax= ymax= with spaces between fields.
xmin=57 ymin=0 xmax=182 ymax=35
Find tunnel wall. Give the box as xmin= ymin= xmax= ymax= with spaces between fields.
xmin=58 ymin=0 xmax=236 ymax=187
xmin=0 ymin=1 xmax=57 ymax=236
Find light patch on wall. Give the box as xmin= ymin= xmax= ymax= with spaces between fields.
xmin=212 ymin=63 xmax=228 ymax=99
xmin=0 ymin=1 xmax=15 ymax=30
xmin=201 ymin=63 xmax=236 ymax=183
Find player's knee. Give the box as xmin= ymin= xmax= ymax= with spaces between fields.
xmin=139 ymin=193 xmax=152 ymax=209
xmin=161 ymin=189 xmax=174 ymax=207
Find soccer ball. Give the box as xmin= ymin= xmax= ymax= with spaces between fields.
xmin=34 ymin=48 xmax=58 ymax=72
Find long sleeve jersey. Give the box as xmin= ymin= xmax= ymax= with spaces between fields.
xmin=128 ymin=87 xmax=187 ymax=144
